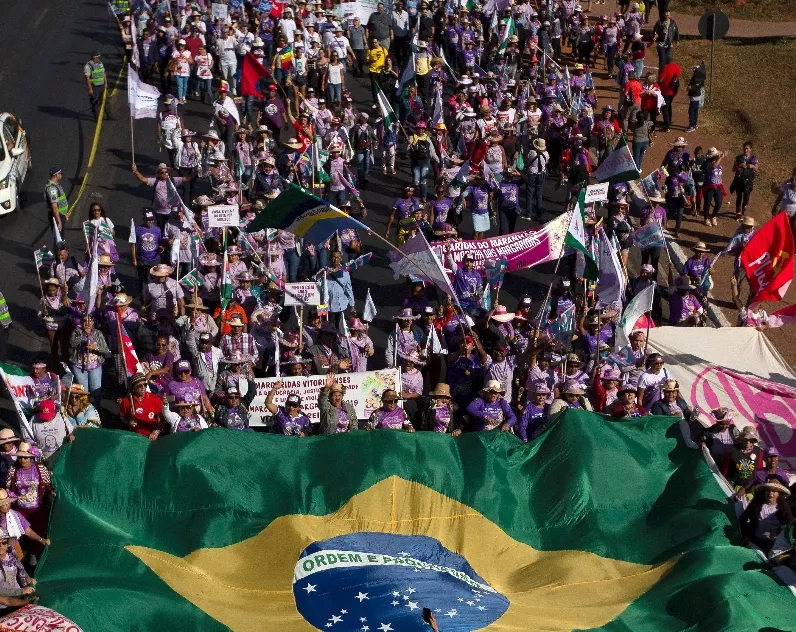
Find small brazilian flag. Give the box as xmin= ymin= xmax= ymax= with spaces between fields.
xmin=36 ymin=411 xmax=796 ymax=630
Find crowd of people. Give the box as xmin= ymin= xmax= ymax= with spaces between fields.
xmin=0 ymin=0 xmax=793 ymax=608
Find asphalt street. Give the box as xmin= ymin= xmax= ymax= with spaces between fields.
xmin=0 ymin=0 xmax=572 ymax=387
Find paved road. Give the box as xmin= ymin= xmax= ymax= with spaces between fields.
xmin=0 ymin=0 xmax=572 ymax=402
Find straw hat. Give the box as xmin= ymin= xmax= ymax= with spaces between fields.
xmin=69 ymin=383 xmax=89 ymax=396
xmin=480 ymin=379 xmax=506 ymax=395
xmin=429 ymin=383 xmax=451 ymax=399
xmin=533 ymin=138 xmax=547 ymax=152
xmin=149 ymin=264 xmax=174 ymax=277
xmin=393 ymin=308 xmax=420 ymax=321
xmin=399 ymin=350 xmax=425 ymax=366
xmin=0 ymin=428 xmax=19 ymax=446
xmin=561 ymin=380 xmax=585 ymax=395
xmin=199 ymin=253 xmax=221 ymax=267
xmin=661 ymin=379 xmax=680 ymax=392
xmin=755 ymin=481 xmax=791 ymax=497
xmin=671 ymin=137 xmax=688 ymax=147
xmin=692 ymin=241 xmax=710 ymax=252
xmin=97 ymin=254 xmax=114 ymax=267
xmin=186 ymin=297 xmax=208 ymax=311
xmin=15 ymin=442 xmax=38 ymax=458
xmin=43 ymin=277 xmax=61 ymax=287
xmin=283 ymin=138 xmax=304 ymax=150
xmin=110 ymin=293 xmax=133 ymax=306
xmin=490 ymin=305 xmax=515 ymax=323
xmin=0 ymin=489 xmax=15 ymax=507
xmin=738 ymin=216 xmax=757 ymax=227
xmin=227 ymin=314 xmax=245 ymax=328
xmin=381 ymin=389 xmax=400 ymax=402
xmin=705 ymin=147 xmax=721 ymax=159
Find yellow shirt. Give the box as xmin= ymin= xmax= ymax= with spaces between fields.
xmin=415 ymin=53 xmax=431 ymax=76
xmin=365 ymin=46 xmax=387 ymax=73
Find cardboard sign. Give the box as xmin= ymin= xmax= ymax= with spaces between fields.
xmin=248 ymin=369 xmax=401 ymax=426
xmin=284 ymin=282 xmax=321 ymax=306
xmin=585 ymin=182 xmax=610 ymax=204
xmin=207 ymin=204 xmax=240 ymax=228
xmin=211 ymin=3 xmax=229 ymax=20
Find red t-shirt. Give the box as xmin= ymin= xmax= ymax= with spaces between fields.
xmin=120 ymin=393 xmax=163 ymax=437
xmin=625 ymin=80 xmax=643 ymax=105
xmin=659 ymin=63 xmax=682 ymax=97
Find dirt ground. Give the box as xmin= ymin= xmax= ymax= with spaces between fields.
xmin=590 ymin=37 xmax=796 ymax=365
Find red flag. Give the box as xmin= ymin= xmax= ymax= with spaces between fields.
xmin=269 ymin=1 xmax=286 ymax=19
xmin=241 ymin=52 xmax=270 ymax=98
xmin=740 ymin=212 xmax=795 ymax=302
xmin=768 ymin=303 xmax=796 ymax=328
xmin=117 ymin=309 xmax=143 ymax=377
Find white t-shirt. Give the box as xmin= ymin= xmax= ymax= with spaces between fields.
xmin=329 ymin=36 xmax=350 ymax=59
xmin=327 ymin=62 xmax=344 ymax=85
xmin=638 ymin=368 xmax=670 ymax=408
xmin=279 ymin=19 xmax=297 ymax=42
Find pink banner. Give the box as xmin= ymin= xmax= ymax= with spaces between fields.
xmin=431 ymin=215 xmax=568 ymax=272
xmin=690 ymin=366 xmax=796 ymax=471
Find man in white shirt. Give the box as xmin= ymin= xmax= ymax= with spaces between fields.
xmin=391 ymin=1 xmax=411 ymax=67
xmin=328 ymin=27 xmax=353 ymax=64
xmin=215 ymin=26 xmax=238 ymax=96
xmin=279 ymin=9 xmax=297 ymax=43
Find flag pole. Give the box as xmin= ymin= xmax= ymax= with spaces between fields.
xmin=115 ymin=306 xmax=136 ymax=416
xmin=130 ymin=115 xmax=136 ymax=165
xmin=34 ymin=253 xmax=49 ymax=318
xmin=298 ymin=305 xmax=304 ymax=354
xmin=533 ymin=207 xmax=575 ymax=343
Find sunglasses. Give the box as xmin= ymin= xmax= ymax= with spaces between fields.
xmin=286 ymin=402 xmax=300 ymax=408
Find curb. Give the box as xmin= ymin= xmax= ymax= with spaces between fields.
xmin=666 ymin=238 xmax=733 ymax=328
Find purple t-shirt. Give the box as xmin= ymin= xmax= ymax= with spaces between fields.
xmin=146 ymin=177 xmax=185 ymax=215
xmin=682 ymin=255 xmax=710 ymax=280
xmin=393 ymin=196 xmax=419 ymax=220
xmin=166 ymin=377 xmax=206 ymax=405
xmin=433 ymin=405 xmax=452 ymax=433
xmin=135 ymin=225 xmax=162 ymax=263
xmin=475 ymin=400 xmax=507 ymax=431
xmin=336 ymin=408 xmax=351 ymax=433
xmin=13 ymin=466 xmax=41 ymax=511
xmin=369 ymin=407 xmax=407 ymax=429
xmin=465 ymin=186 xmax=490 ymax=215
xmin=272 ymin=408 xmax=311 ymax=435
xmin=432 ymin=197 xmax=454 ymax=225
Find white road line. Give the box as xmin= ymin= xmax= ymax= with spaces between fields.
xmin=30 ymin=6 xmax=50 ymax=29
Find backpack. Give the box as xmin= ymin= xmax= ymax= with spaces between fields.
xmin=669 ymin=75 xmax=680 ymax=93
xmin=410 ymin=138 xmax=431 ymax=161
xmin=353 ymin=127 xmax=371 ymax=151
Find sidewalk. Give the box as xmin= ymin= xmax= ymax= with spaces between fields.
xmin=670 ymin=11 xmax=796 ymax=40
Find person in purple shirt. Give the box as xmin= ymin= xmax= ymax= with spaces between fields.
xmin=517 ymin=384 xmax=551 ymax=442
xmin=366 ymin=390 xmax=414 ymax=431
xmin=131 ymin=209 xmax=163 ymax=285
xmin=165 ymin=360 xmax=214 ymax=415
xmin=265 ymin=382 xmax=312 ymax=436
xmin=462 ymin=182 xmax=491 ymax=239
xmin=260 ymin=83 xmax=286 ymax=137
xmin=743 ymin=447 xmax=791 ymax=493
xmin=665 ymin=278 xmax=704 ymax=326
xmin=445 ymin=249 xmax=483 ymax=313
xmin=401 ymin=280 xmax=432 ymax=315
xmin=682 ymin=241 xmax=711 ymax=286
xmin=466 ymin=380 xmax=517 ymax=432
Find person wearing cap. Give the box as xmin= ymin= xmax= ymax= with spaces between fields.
xmin=84 ymin=52 xmax=110 ymax=120
xmin=523 ymin=137 xmax=549 ymax=221
xmin=308 ymin=321 xmax=352 ymax=375
xmin=366 ymin=390 xmax=414 ymax=431
xmin=118 ymin=373 xmax=163 ymax=439
xmin=738 ymin=479 xmax=793 ymax=554
xmin=131 ymin=209 xmax=164 ymax=285
xmin=24 ymin=399 xmax=73 ymax=461
xmin=318 ymin=373 xmax=358 ymax=434
xmin=466 ymin=380 xmax=517 ymax=433
xmin=744 ymin=447 xmax=791 ymax=494
xmin=44 ymin=168 xmax=68 ymax=235
xmin=517 ymin=385 xmax=551 ymax=442
xmin=720 ymin=425 xmax=765 ymax=494
xmin=715 ymin=215 xmax=756 ymax=309
xmin=213 ymin=386 xmax=253 ymax=431
xmin=164 ymin=360 xmax=214 ymax=417
xmin=415 ymin=383 xmax=460 ymax=435
xmin=171 ymin=39 xmax=193 ymax=105
xmin=265 ymin=382 xmax=312 ymax=436
xmin=0 ymin=429 xmax=19 ymax=485
xmin=443 ymin=245 xmax=483 ymax=313
xmin=63 ymin=384 xmax=100 ymax=429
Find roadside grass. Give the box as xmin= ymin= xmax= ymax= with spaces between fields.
xmin=672 ymin=0 xmax=796 ymax=21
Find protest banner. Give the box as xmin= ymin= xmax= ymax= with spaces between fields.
xmin=336 ymin=0 xmax=382 ymax=24
xmin=248 ymin=369 xmax=401 ymax=427
xmin=283 ymin=282 xmax=321 ymax=306
xmin=648 ymin=326 xmax=796 ymax=471
xmin=584 ymin=182 xmax=609 ymax=204
xmin=211 ymin=2 xmax=228 ymax=20
xmin=207 ymin=204 xmax=240 ymax=228
xmin=431 ymin=212 xmax=569 ymax=273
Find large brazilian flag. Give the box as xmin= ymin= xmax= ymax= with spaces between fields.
xmin=37 ymin=410 xmax=795 ymax=631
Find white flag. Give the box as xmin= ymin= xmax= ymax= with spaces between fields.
xmin=80 ymin=238 xmax=100 ymax=314
xmin=596 ymin=230 xmax=626 ymax=305
xmin=127 ymin=65 xmax=161 ymax=119
xmin=130 ymin=16 xmax=140 ymax=68
xmin=52 ymin=217 xmax=63 ymax=245
xmin=363 ymin=288 xmax=377 ymax=323
xmin=387 ymin=232 xmax=458 ymax=306
xmin=616 ymin=283 xmax=655 ymax=350
xmin=128 ymin=217 xmax=137 ymax=244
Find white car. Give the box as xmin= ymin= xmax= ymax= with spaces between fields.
xmin=0 ymin=113 xmax=30 ymax=215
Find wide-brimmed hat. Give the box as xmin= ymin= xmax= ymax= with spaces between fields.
xmin=186 ymin=297 xmax=208 ymax=311
xmin=236 ymin=271 xmax=258 ymax=282
xmin=755 ymin=481 xmax=791 ymax=497
xmin=533 ymin=138 xmax=547 ymax=152
xmin=204 ymin=130 xmax=220 ymax=140
xmin=15 ymin=442 xmax=39 ymax=459
xmin=738 ymin=216 xmax=757 ymax=227
xmin=199 ymin=253 xmax=221 ymax=267
xmin=43 ymin=277 xmax=61 ymax=287
xmin=480 ymin=379 xmax=506 ymax=395
xmin=661 ymin=379 xmax=680 ymax=392
xmin=227 ymin=314 xmax=245 ymax=328
xmin=222 ymin=351 xmax=248 ymax=364
xmin=531 ymin=384 xmax=551 ymax=395
xmin=429 ymin=383 xmax=451 ymax=399
xmin=69 ymin=383 xmax=89 ymax=397
xmin=399 ymin=350 xmax=425 ymax=366
xmin=0 ymin=428 xmax=19 ymax=446
xmin=692 ymin=241 xmax=710 ymax=252
xmin=283 ymin=138 xmax=304 ymax=150
xmin=490 ymin=305 xmax=515 ymax=323
xmin=566 ymin=352 xmax=581 ymax=364
xmin=738 ymin=425 xmax=760 ymax=443
xmin=705 ymin=147 xmax=721 ymax=159
xmin=97 ymin=254 xmax=114 ymax=266
xmin=193 ymin=194 xmax=212 ymax=206
xmin=0 ymin=489 xmax=15 ymax=507
xmin=381 ymin=389 xmax=400 ymax=402
xmin=110 ymin=293 xmax=133 ymax=306
xmin=561 ymin=380 xmax=585 ymax=395
xmin=283 ymin=354 xmax=308 ymax=365
xmin=601 ymin=368 xmax=622 ymax=381
xmin=393 ymin=307 xmax=419 ymax=321
xmin=348 ymin=318 xmax=368 ymax=331
xmin=711 ymin=407 xmax=733 ymax=421
xmin=671 ymin=137 xmax=688 ymax=147
xmin=149 ymin=264 xmax=174 ymax=277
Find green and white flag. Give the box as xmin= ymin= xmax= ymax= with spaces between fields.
xmin=179 ymin=269 xmax=204 ymax=292
xmin=498 ymin=17 xmax=515 ymax=53
xmin=564 ymin=189 xmax=598 ymax=280
xmin=593 ymin=136 xmax=641 ymax=184
xmin=376 ymin=86 xmax=397 ymax=127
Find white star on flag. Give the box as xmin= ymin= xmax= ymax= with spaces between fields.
xmin=466 ymin=601 xmax=475 ymax=606
xmin=355 ymin=593 xmax=369 ymax=602
xmin=398 ymin=551 xmax=410 ymax=556
xmin=325 ymin=624 xmax=332 ymax=628
xmin=360 ymin=618 xmax=367 ymax=623
xmin=329 ymin=615 xmax=343 ymax=624
xmin=303 ymin=584 xmax=317 ymax=593
xmin=405 ymin=587 xmax=416 ymax=594
xmin=378 ymin=624 xmax=393 ymax=632
xmin=405 ymin=601 xmax=419 ymax=611
xmin=434 ymin=609 xmax=442 ymax=613
xmin=391 ymin=601 xmax=399 ymax=606
xmin=457 ymin=598 xmax=464 ymax=602
xmin=402 ymin=595 xmax=410 ymax=601
xmin=445 ymin=609 xmax=458 ymax=618
xmin=340 ymin=610 xmax=348 ymax=615
xmin=392 ymin=591 xmax=400 ymax=597
xmin=362 ymin=627 xmax=369 ymax=632
xmin=477 ymin=605 xmax=487 ymax=611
